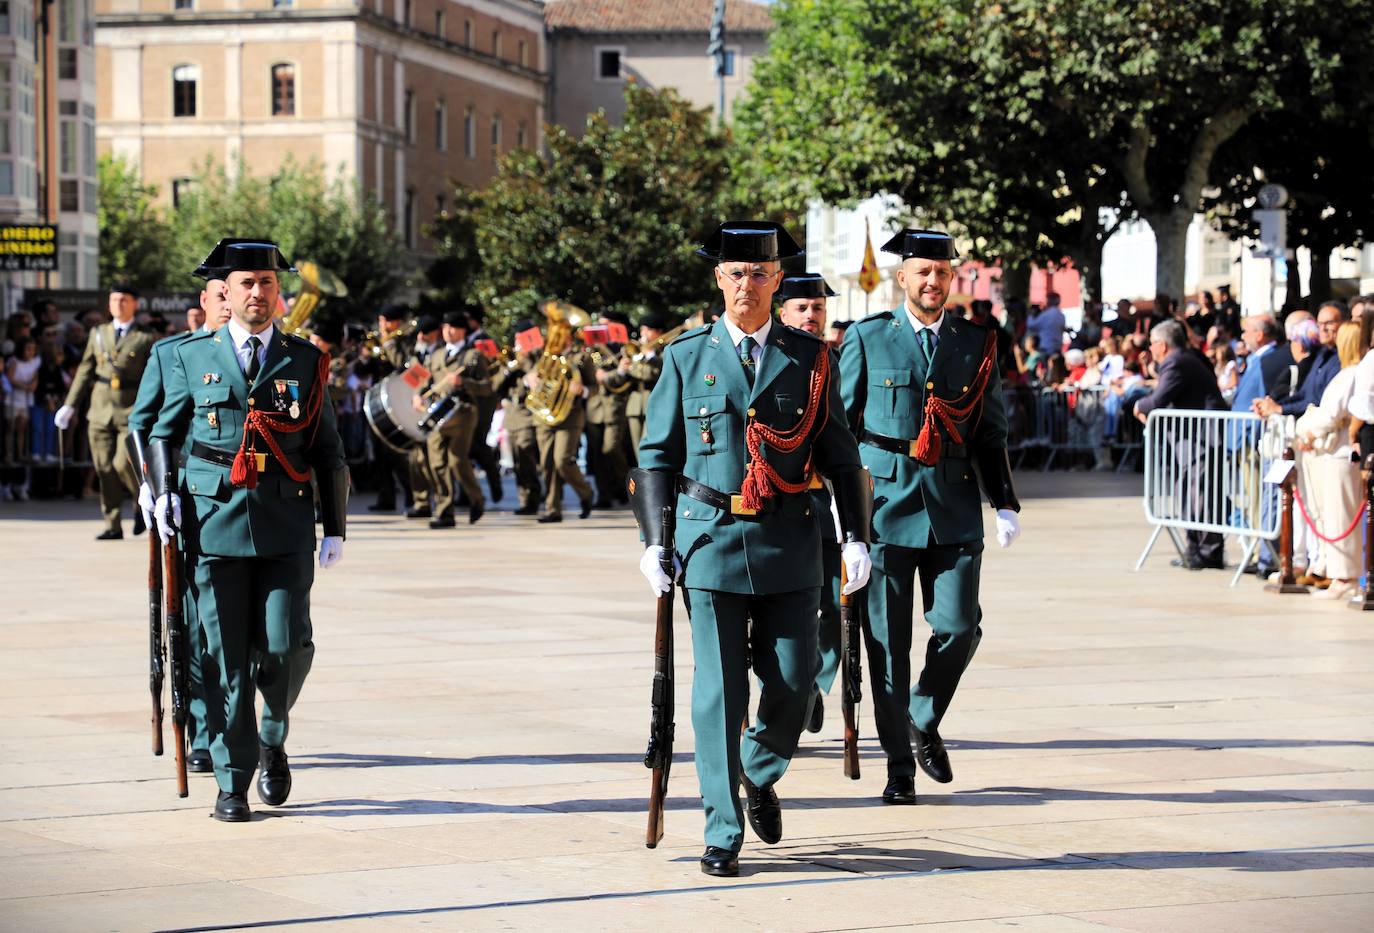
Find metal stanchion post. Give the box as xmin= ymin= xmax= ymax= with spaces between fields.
xmin=1265 ymin=447 xmax=1309 ymax=595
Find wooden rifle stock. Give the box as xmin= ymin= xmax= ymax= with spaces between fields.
xmin=161 ymin=478 xmax=189 ymax=799
xmin=839 ymin=562 xmax=862 ymax=780
xmin=644 ymin=505 xmax=675 ymax=848
xmin=148 ymin=530 xmax=165 ymax=757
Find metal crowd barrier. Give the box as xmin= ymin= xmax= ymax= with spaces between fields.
xmin=1004 ymin=385 xmax=1144 ymax=472
xmin=1135 ymin=408 xmax=1291 ymax=587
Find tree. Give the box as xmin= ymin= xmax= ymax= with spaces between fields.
xmin=429 ymin=84 xmax=742 ymax=337
xmin=97 ymin=155 xmax=172 ymax=292
xmin=166 ymin=158 xmax=409 ymax=321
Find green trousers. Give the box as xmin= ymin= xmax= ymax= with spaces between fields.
xmin=88 ymin=420 xmax=137 ymax=532
xmin=864 ymin=540 xmax=983 ymax=779
xmin=193 ymin=551 xmax=315 ymax=794
xmin=814 ymin=543 xmax=842 ymax=696
xmin=684 ymin=586 xmax=818 ymax=853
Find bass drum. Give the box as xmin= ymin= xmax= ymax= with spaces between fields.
xmin=364 ymin=372 xmax=427 ymax=453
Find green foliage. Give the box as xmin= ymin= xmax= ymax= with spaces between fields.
xmin=97 ymin=155 xmax=172 ymax=292
xmin=428 ymin=85 xmax=746 ymax=338
xmin=166 ymin=158 xmax=409 ymax=321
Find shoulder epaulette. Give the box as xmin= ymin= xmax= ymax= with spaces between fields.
xmin=670 ymin=324 xmax=711 ymax=345
xmin=852 ymin=310 xmax=897 ymax=331
xmin=282 ymin=331 xmax=322 ymax=354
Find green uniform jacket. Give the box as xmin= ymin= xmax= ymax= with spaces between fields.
xmin=64 ymin=322 xmax=158 ymax=428
xmin=151 ymin=327 xmax=346 ymax=558
xmin=638 ymin=319 xmax=863 ymax=595
xmin=128 ymin=331 xmax=195 ymax=437
xmin=839 ymin=309 xmax=1008 ymax=548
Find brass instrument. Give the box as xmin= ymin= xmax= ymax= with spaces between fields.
xmin=281 ymin=261 xmax=348 ymax=337
xmin=360 ymin=318 xmax=418 ymax=355
xmin=525 ymin=299 xmax=591 ymax=427
xmin=628 ymin=321 xmax=688 ymax=359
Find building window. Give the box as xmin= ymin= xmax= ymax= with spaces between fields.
xmin=172 ymin=64 xmax=197 ymax=117
xmin=273 ymin=0 xmax=293 ymax=6
xmin=403 ymin=188 xmax=416 ymax=248
xmin=463 ymin=19 xmax=471 ymax=47
xmin=0 ymin=2 xmax=10 ymax=35
xmin=463 ymin=106 xmax=474 ymax=159
xmin=57 ymin=48 xmax=76 ymax=79
xmin=434 ymin=99 xmax=447 ymax=151
xmin=0 ymin=120 xmax=10 ymax=155
xmin=174 ymin=0 xmax=193 ymax=9
xmin=59 ymin=120 xmax=76 ymax=173
xmin=435 ymin=10 xmax=445 ymax=38
xmin=59 ymin=178 xmax=79 ymax=212
xmin=518 ymin=40 xmax=528 ymax=68
xmin=59 ymin=99 xmax=76 ymax=115
xmin=492 ymin=30 xmax=501 ymax=58
xmin=516 ymin=120 xmax=527 ymax=149
xmin=0 ymin=161 xmax=12 ymax=196
xmin=401 ymin=0 xmax=411 ymax=28
xmin=271 ymin=63 xmax=295 ymax=116
xmin=404 ymin=89 xmax=415 ymax=144
xmin=171 ymin=177 xmax=194 ymax=209
xmin=490 ymin=113 xmax=501 ymax=161
xmin=435 ymin=193 xmax=445 ymax=217
xmin=596 ymin=48 xmax=622 ymax=81
xmin=721 ymin=49 xmax=738 ymax=77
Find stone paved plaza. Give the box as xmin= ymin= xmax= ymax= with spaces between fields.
xmin=1 ymin=472 xmax=1372 ymax=932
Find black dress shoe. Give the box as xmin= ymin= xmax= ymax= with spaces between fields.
xmin=882 ymin=775 xmax=918 ymax=804
xmin=257 ymin=743 xmax=291 ymax=806
xmin=742 ymin=775 xmax=782 ymax=844
xmin=95 ymin=528 xmax=123 ymax=541
xmin=579 ymin=498 xmax=594 ymax=519
xmin=488 ymin=474 xmax=504 ymax=503
xmin=429 ymin=514 xmax=456 ymax=529
xmin=513 ymin=504 xmax=538 ymax=516
xmin=912 ymin=725 xmax=953 ymax=784
xmin=469 ymin=501 xmax=485 ymax=525
xmin=700 ymin=846 xmax=739 ymax=877
xmin=1185 ymin=557 xmax=1225 ymax=570
xmin=187 ymin=749 xmax=214 ymax=773
xmin=213 ymin=791 xmax=251 ymax=822
xmin=132 ymin=511 xmax=146 ymax=536
xmin=405 ymin=505 xmax=432 ymax=519
xmin=367 ymin=500 xmax=396 ymax=513
xmin=537 ymin=513 xmax=563 ymax=524
xmin=806 ymin=691 xmax=824 ymax=734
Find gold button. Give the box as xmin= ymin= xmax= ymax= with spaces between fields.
xmin=747 ymin=407 xmax=756 ymax=417
xmin=682 ymin=509 xmax=690 ymax=517
xmin=962 ymin=385 xmax=968 ymax=392
xmin=884 ymin=378 xmax=892 ymax=386
xmin=804 ymin=508 xmax=812 ymax=517
xmin=248 ymin=398 xmax=256 ymax=406
xmin=926 ymin=381 xmax=934 ymax=390
xmin=190 ymin=484 xmax=197 ymax=492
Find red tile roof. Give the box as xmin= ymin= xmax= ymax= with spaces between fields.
xmin=544 ymin=0 xmax=774 ymax=35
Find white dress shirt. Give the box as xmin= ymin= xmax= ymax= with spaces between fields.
xmin=225 ymin=318 xmax=275 ymax=377
xmin=904 ymin=307 xmax=945 ymax=349
xmin=721 ymin=315 xmax=772 ymax=368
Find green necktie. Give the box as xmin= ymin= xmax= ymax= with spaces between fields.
xmin=246 ymin=335 xmax=262 ymax=384
xmin=739 ymin=335 xmax=757 ymax=386
xmin=916 ymin=328 xmax=934 ymax=382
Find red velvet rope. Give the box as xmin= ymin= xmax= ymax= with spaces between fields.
xmin=912 ymin=330 xmax=998 ymax=466
xmin=229 ymin=351 xmax=330 ymax=490
xmin=1293 ymin=485 xmax=1367 ymax=544
xmin=739 ymin=348 xmax=831 ymax=512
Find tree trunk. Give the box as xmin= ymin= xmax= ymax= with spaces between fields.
xmin=1284 ymin=251 xmax=1302 ymax=312
xmin=1000 ymin=260 xmax=1032 ymax=304
xmin=1306 ymin=239 xmax=1333 ymax=306
xmin=1147 ymin=208 xmax=1191 ymax=304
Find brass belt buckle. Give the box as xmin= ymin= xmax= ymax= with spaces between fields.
xmin=729 ymin=494 xmax=757 ymax=516
xmin=907 ymin=438 xmax=921 ymax=458
xmin=807 ymin=472 xmax=824 ymax=490
xmin=254 ymin=452 xmax=268 ymax=472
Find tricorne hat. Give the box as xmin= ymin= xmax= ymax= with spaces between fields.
xmin=695 ymin=221 xmax=804 ymax=263
xmin=193 ymin=238 xmax=262 ymax=280
xmin=221 ymin=241 xmax=295 ymax=274
xmin=776 ymin=273 xmax=837 ymax=301
xmin=879 ymin=229 xmax=959 ymax=261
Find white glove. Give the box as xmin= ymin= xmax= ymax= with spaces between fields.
xmin=995 ymin=509 xmax=1021 ymax=549
xmin=138 ymin=482 xmax=155 ymax=530
xmin=54 ymin=405 xmax=75 ymax=430
xmin=318 ymin=536 xmax=344 ymax=569
xmin=153 ymin=493 xmax=182 ymax=545
xmin=639 ymin=545 xmax=681 ymax=597
xmin=841 ymin=541 xmax=871 ymax=595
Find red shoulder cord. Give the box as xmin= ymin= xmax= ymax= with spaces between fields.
xmin=912 ymin=330 xmax=998 ymax=466
xmin=229 ymin=351 xmax=331 ymax=490
xmin=738 ymin=348 xmax=831 ymax=512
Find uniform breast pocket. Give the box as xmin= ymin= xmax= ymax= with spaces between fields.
xmin=195 ymin=384 xmax=237 ymax=440
xmin=772 ymin=393 xmax=801 ymax=430
xmin=870 ymin=368 xmax=913 ymax=418
xmin=683 ymin=393 xmax=729 ymax=454
xmin=184 ymin=462 xmax=229 ymax=502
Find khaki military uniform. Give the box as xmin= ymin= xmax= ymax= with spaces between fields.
xmin=587 ymin=348 xmax=633 ymax=504
xmin=497 ymin=353 xmax=542 ymax=510
xmin=422 ymin=344 xmax=492 ymax=519
xmin=64 ymin=322 xmax=157 ymax=533
xmin=626 ymin=351 xmax=663 ymax=451
xmin=533 ymin=346 xmax=597 ymax=517
xmin=380 ymin=334 xmax=433 ymax=510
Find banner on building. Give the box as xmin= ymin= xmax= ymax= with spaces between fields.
xmin=0 ymin=224 xmax=59 ymax=272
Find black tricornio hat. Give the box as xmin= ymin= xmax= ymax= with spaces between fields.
xmin=193 ymin=238 xmax=260 ymax=280
xmin=415 ymin=316 xmax=441 ymax=334
xmin=222 ymin=242 xmax=295 ymax=273
xmin=639 ymin=311 xmax=674 ymax=331
xmin=110 ymin=282 xmax=140 ymax=299
xmin=777 ymin=273 xmax=837 ymax=301
xmin=880 ymin=229 xmax=959 ymax=261
xmin=695 ymin=221 xmax=804 ymax=263
xmin=442 ymin=310 xmax=469 ymax=328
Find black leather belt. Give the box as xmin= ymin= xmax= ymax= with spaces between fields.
xmin=95 ymin=375 xmax=112 ymax=384
xmin=863 ymin=431 xmax=967 ymax=460
xmin=190 ymin=440 xmax=268 ymax=472
xmin=677 ymin=475 xmax=798 ymax=517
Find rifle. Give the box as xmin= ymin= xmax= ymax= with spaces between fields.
xmin=148 ymin=529 xmax=165 ymax=757
xmin=644 ymin=504 xmax=675 ymax=848
xmin=840 ymin=563 xmax=862 ymax=780
xmin=161 ymin=471 xmax=189 ymax=799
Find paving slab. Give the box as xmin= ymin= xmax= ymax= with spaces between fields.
xmin=2 ymin=472 xmax=1372 ymax=931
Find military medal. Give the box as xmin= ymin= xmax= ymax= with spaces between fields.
xmin=704 ymin=373 xmax=716 ymax=386
xmin=698 ymin=418 xmax=713 ymax=444
xmin=207 ymin=412 xmax=219 ymax=428
xmin=287 ymin=382 xmax=300 ymax=418
xmin=203 ymin=373 xmax=212 ymax=384
xmin=289 ymin=400 xmax=300 ymax=419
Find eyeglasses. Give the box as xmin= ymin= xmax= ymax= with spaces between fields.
xmin=720 ymin=268 xmax=778 ymax=288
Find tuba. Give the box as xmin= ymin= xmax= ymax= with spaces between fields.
xmin=525 ymin=299 xmax=591 ymax=426
xmin=280 ymin=261 xmax=348 ymax=337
